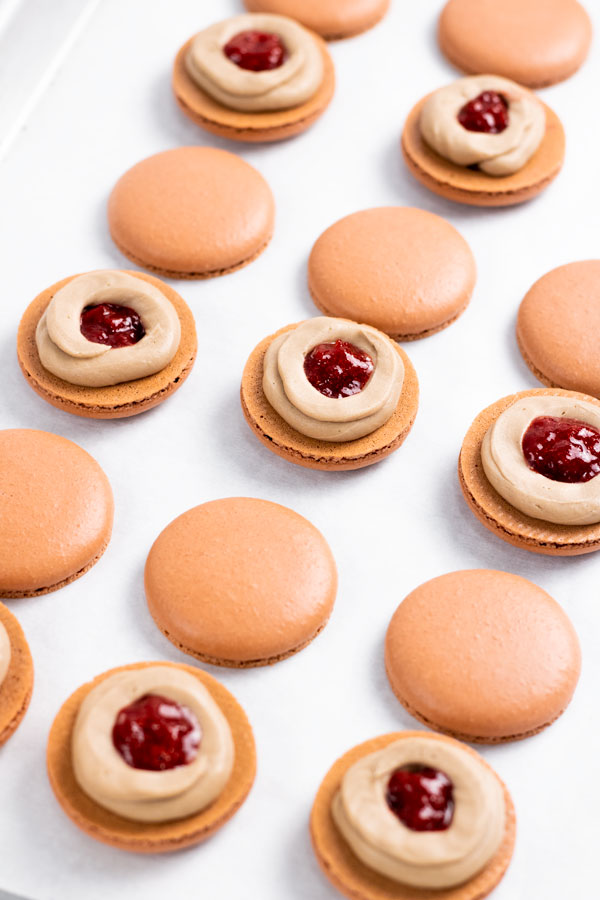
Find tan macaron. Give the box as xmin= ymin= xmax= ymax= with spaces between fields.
xmin=0 ymin=430 xmax=114 ymax=597
xmin=308 ymin=208 xmax=476 ymax=340
xmin=243 ymin=0 xmax=390 ymax=40
xmin=0 ymin=603 xmax=34 ymax=746
xmin=438 ymin=0 xmax=592 ymax=88
xmin=145 ymin=498 xmax=337 ymax=667
xmin=17 ymin=271 xmax=197 ymax=419
xmin=517 ymin=261 xmax=600 ymax=398
xmin=47 ymin=661 xmax=256 ymax=852
xmin=108 ymin=147 xmax=275 ymax=278
xmin=385 ymin=570 xmax=581 ymax=743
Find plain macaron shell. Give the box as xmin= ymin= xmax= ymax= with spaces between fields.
xmin=243 ymin=0 xmax=390 ymax=39
xmin=308 ymin=207 xmax=476 ymax=340
xmin=0 ymin=430 xmax=114 ymax=597
xmin=385 ymin=569 xmax=581 ymax=742
xmin=438 ymin=0 xmax=592 ymax=88
xmin=108 ymin=147 xmax=275 ymax=278
xmin=145 ymin=498 xmax=337 ymax=666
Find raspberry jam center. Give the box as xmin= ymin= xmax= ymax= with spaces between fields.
xmin=80 ymin=303 xmax=145 ymax=347
xmin=112 ymin=693 xmax=201 ymax=771
xmin=386 ymin=765 xmax=454 ymax=831
xmin=522 ymin=416 xmax=600 ymax=483
xmin=303 ymin=340 xmax=374 ymax=398
xmin=458 ymin=91 xmax=509 ymax=134
xmin=223 ymin=30 xmax=287 ymax=71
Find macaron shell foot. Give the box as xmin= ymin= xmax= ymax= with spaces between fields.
xmin=0 ymin=603 xmax=34 ymax=746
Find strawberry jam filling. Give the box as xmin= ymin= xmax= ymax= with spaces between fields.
xmin=80 ymin=303 xmax=145 ymax=347
xmin=112 ymin=693 xmax=201 ymax=771
xmin=303 ymin=339 xmax=374 ymax=398
xmin=386 ymin=765 xmax=454 ymax=831
xmin=458 ymin=91 xmax=509 ymax=134
xmin=522 ymin=416 xmax=600 ymax=483
xmin=223 ymin=30 xmax=287 ymax=71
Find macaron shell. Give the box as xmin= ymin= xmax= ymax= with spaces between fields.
xmin=308 ymin=208 xmax=476 ymax=340
xmin=459 ymin=389 xmax=600 ymax=555
xmin=46 ymin=662 xmax=256 ymax=852
xmin=0 ymin=603 xmax=34 ymax=746
xmin=243 ymin=0 xmax=390 ymax=39
xmin=108 ymin=147 xmax=275 ymax=277
xmin=0 ymin=430 xmax=114 ymax=597
xmin=240 ymin=323 xmax=419 ymax=471
xmin=173 ymin=36 xmax=335 ymax=142
xmin=310 ymin=731 xmax=516 ymax=900
xmin=402 ymin=95 xmax=565 ymax=208
xmin=517 ymin=261 xmax=600 ymax=398
xmin=17 ymin=272 xmax=197 ymax=419
xmin=145 ymin=498 xmax=337 ymax=666
xmin=438 ymin=0 xmax=592 ymax=88
xmin=385 ymin=570 xmax=581 ymax=743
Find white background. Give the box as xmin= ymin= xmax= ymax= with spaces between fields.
xmin=0 ymin=1 xmax=598 ymax=898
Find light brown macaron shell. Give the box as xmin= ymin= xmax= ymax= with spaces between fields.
xmin=0 ymin=430 xmax=114 ymax=598
xmin=173 ymin=33 xmax=335 ymax=142
xmin=145 ymin=498 xmax=337 ymax=667
xmin=438 ymin=0 xmax=592 ymax=88
xmin=385 ymin=570 xmax=581 ymax=743
xmin=308 ymin=208 xmax=476 ymax=340
xmin=459 ymin=388 xmax=600 ymax=555
xmin=0 ymin=603 xmax=34 ymax=746
xmin=17 ymin=271 xmax=197 ymax=419
xmin=243 ymin=0 xmax=390 ymax=40
xmin=517 ymin=261 xmax=600 ymax=398
xmin=310 ymin=731 xmax=516 ymax=900
xmin=108 ymin=147 xmax=275 ymax=277
xmin=47 ymin=661 xmax=256 ymax=852
xmin=402 ymin=94 xmax=565 ymax=208
xmin=241 ymin=323 xmax=419 ymax=471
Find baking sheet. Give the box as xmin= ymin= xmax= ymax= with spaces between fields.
xmin=0 ymin=0 xmax=598 ymax=897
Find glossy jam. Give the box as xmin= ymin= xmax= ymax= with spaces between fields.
xmin=112 ymin=693 xmax=201 ymax=771
xmin=80 ymin=303 xmax=145 ymax=347
xmin=303 ymin=339 xmax=374 ymax=398
xmin=386 ymin=765 xmax=454 ymax=831
xmin=458 ymin=91 xmax=509 ymax=134
xmin=522 ymin=416 xmax=600 ymax=483
xmin=223 ymin=30 xmax=287 ymax=71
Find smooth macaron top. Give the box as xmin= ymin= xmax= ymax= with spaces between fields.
xmin=439 ymin=0 xmax=592 ymax=87
xmin=517 ymin=261 xmax=600 ymax=398
xmin=243 ymin=0 xmax=388 ymax=38
xmin=385 ymin=569 xmax=581 ymax=741
xmin=108 ymin=147 xmax=275 ymax=276
xmin=0 ymin=430 xmax=114 ymax=595
xmin=145 ymin=498 xmax=337 ymax=665
xmin=308 ymin=207 xmax=476 ymax=339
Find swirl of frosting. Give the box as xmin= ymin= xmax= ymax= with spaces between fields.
xmin=332 ymin=736 xmax=505 ymax=889
xmin=263 ymin=317 xmax=404 ymax=441
xmin=185 ymin=14 xmax=323 ymax=112
xmin=35 ymin=270 xmax=181 ymax=388
xmin=0 ymin=621 xmax=11 ymax=688
xmin=482 ymin=395 xmax=600 ymax=525
xmin=420 ymin=75 xmax=545 ymax=176
xmin=72 ymin=666 xmax=234 ymax=822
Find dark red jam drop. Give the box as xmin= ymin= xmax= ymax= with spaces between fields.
xmin=80 ymin=303 xmax=145 ymax=347
xmin=386 ymin=765 xmax=454 ymax=832
xmin=303 ymin=340 xmax=374 ymax=399
xmin=112 ymin=693 xmax=201 ymax=771
xmin=522 ymin=416 xmax=600 ymax=483
xmin=458 ymin=91 xmax=509 ymax=134
xmin=223 ymin=30 xmax=287 ymax=71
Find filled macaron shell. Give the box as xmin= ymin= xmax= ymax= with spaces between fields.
xmin=243 ymin=0 xmax=390 ymax=39
xmin=0 ymin=603 xmax=34 ymax=746
xmin=385 ymin=569 xmax=581 ymax=742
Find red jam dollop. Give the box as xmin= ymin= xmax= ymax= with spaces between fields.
xmin=112 ymin=693 xmax=201 ymax=771
xmin=303 ymin=340 xmax=374 ymax=399
xmin=80 ymin=303 xmax=145 ymax=347
xmin=223 ymin=30 xmax=287 ymax=71
xmin=522 ymin=415 xmax=600 ymax=483
xmin=458 ymin=91 xmax=509 ymax=134
xmin=386 ymin=765 xmax=454 ymax=832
